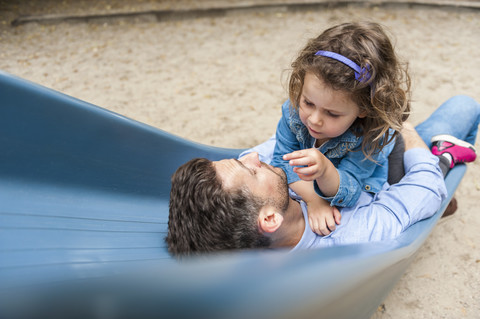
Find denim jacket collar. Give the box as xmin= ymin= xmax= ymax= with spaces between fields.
xmin=288 ymin=103 xmax=362 ymax=159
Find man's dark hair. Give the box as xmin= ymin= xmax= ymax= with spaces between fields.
xmin=166 ymin=158 xmax=271 ymax=257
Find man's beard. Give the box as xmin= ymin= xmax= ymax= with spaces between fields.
xmin=267 ymin=168 xmax=289 ymax=212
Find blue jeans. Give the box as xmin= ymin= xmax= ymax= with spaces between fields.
xmin=415 ymin=95 xmax=480 ymax=148
xmin=387 ymin=95 xmax=480 ymax=181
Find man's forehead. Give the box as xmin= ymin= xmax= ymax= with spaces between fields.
xmin=213 ymin=159 xmax=246 ymax=190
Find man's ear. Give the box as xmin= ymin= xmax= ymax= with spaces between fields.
xmin=258 ymin=206 xmax=284 ymax=234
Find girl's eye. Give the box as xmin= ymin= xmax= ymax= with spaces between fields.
xmin=327 ymin=112 xmax=340 ymax=118
xmin=303 ymin=99 xmax=314 ymax=107
xmin=249 ymin=168 xmax=257 ymax=175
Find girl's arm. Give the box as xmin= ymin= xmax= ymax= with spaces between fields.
xmin=289 ymin=179 xmax=341 ymax=236
xmin=327 ymin=137 xmax=395 ymax=206
xmin=271 ymin=101 xmax=304 ymax=185
xmin=286 ymin=150 xmax=342 ymax=236
xmin=284 ymin=139 xmax=394 ymax=207
xmin=284 ymin=148 xmax=340 ymax=197
xmin=272 ymin=102 xmax=342 ymax=235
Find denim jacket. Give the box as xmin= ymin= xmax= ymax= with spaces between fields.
xmin=271 ymin=100 xmax=395 ymax=208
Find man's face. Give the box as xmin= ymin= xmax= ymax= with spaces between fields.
xmin=213 ymin=152 xmax=289 ymax=212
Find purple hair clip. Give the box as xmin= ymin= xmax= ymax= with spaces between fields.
xmin=315 ymin=50 xmax=371 ymax=83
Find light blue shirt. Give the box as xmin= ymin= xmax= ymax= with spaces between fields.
xmin=291 ymin=148 xmax=447 ymax=250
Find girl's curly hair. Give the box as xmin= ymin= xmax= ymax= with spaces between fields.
xmin=288 ymin=22 xmax=411 ymax=159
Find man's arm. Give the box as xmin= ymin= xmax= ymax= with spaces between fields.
xmin=401 ymin=122 xmax=429 ymax=151
xmin=333 ymin=123 xmax=448 ymax=244
xmin=359 ymin=123 xmax=447 ymax=241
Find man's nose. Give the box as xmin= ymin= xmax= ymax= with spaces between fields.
xmin=241 ymin=152 xmax=261 ymax=168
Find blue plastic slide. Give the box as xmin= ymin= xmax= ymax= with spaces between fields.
xmin=0 ymin=71 xmax=465 ymax=319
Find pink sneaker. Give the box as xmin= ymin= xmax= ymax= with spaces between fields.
xmin=431 ymin=135 xmax=477 ymax=168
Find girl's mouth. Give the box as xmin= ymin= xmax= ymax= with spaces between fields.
xmin=308 ymin=126 xmax=321 ymax=135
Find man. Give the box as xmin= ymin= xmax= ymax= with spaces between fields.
xmin=166 ymin=95 xmax=479 ymax=256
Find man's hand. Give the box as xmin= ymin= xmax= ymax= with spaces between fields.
xmin=401 ymin=122 xmax=428 ymax=151
xmin=305 ymin=197 xmax=341 ymax=236
xmin=283 ymin=148 xmax=327 ymax=181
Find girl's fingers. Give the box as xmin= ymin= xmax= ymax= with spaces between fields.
xmin=293 ymin=166 xmax=317 ymax=176
xmin=325 ymin=215 xmax=336 ymax=232
xmin=333 ymin=207 xmax=342 ymax=224
xmin=283 ymin=151 xmax=304 ymax=160
xmin=288 ymin=157 xmax=312 ymax=167
xmin=308 ymin=218 xmax=318 ymax=234
xmin=319 ymin=222 xmax=331 ymax=236
xmin=296 ymin=173 xmax=315 ymax=181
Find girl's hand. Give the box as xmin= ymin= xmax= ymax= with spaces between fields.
xmin=283 ymin=148 xmax=327 ymax=181
xmin=305 ymin=197 xmax=341 ymax=236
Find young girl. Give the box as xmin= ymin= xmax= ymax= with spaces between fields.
xmin=271 ymin=22 xmax=411 ymax=236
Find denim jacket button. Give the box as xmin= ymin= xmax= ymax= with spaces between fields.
xmin=365 ymin=185 xmax=371 ymax=191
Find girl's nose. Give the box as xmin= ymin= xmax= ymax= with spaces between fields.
xmin=309 ymin=110 xmax=323 ymax=126
xmin=241 ymin=152 xmax=262 ymax=168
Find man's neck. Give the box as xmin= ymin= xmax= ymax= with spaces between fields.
xmin=269 ymin=198 xmax=305 ymax=248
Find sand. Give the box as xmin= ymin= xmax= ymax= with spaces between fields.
xmin=1 ymin=1 xmax=479 ymax=318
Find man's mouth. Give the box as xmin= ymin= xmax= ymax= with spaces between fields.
xmin=263 ymin=162 xmax=285 ymax=178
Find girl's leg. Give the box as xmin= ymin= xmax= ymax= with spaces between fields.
xmin=415 ymin=95 xmax=480 ymax=148
xmin=437 ymin=156 xmax=451 ymax=177
xmin=387 ymin=134 xmax=405 ymax=184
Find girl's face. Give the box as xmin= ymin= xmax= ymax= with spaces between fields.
xmin=299 ymin=72 xmax=365 ymax=144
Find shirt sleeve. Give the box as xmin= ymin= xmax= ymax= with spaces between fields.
xmin=348 ymin=148 xmax=447 ymax=242
xmin=270 ymin=101 xmax=302 ymax=185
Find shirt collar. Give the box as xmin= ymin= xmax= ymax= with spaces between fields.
xmin=290 ymin=201 xmax=317 ymax=252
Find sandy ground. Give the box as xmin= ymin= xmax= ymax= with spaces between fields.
xmin=1 ymin=1 xmax=480 ymax=318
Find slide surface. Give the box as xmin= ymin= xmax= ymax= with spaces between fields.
xmin=0 ymin=71 xmax=464 ymax=319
